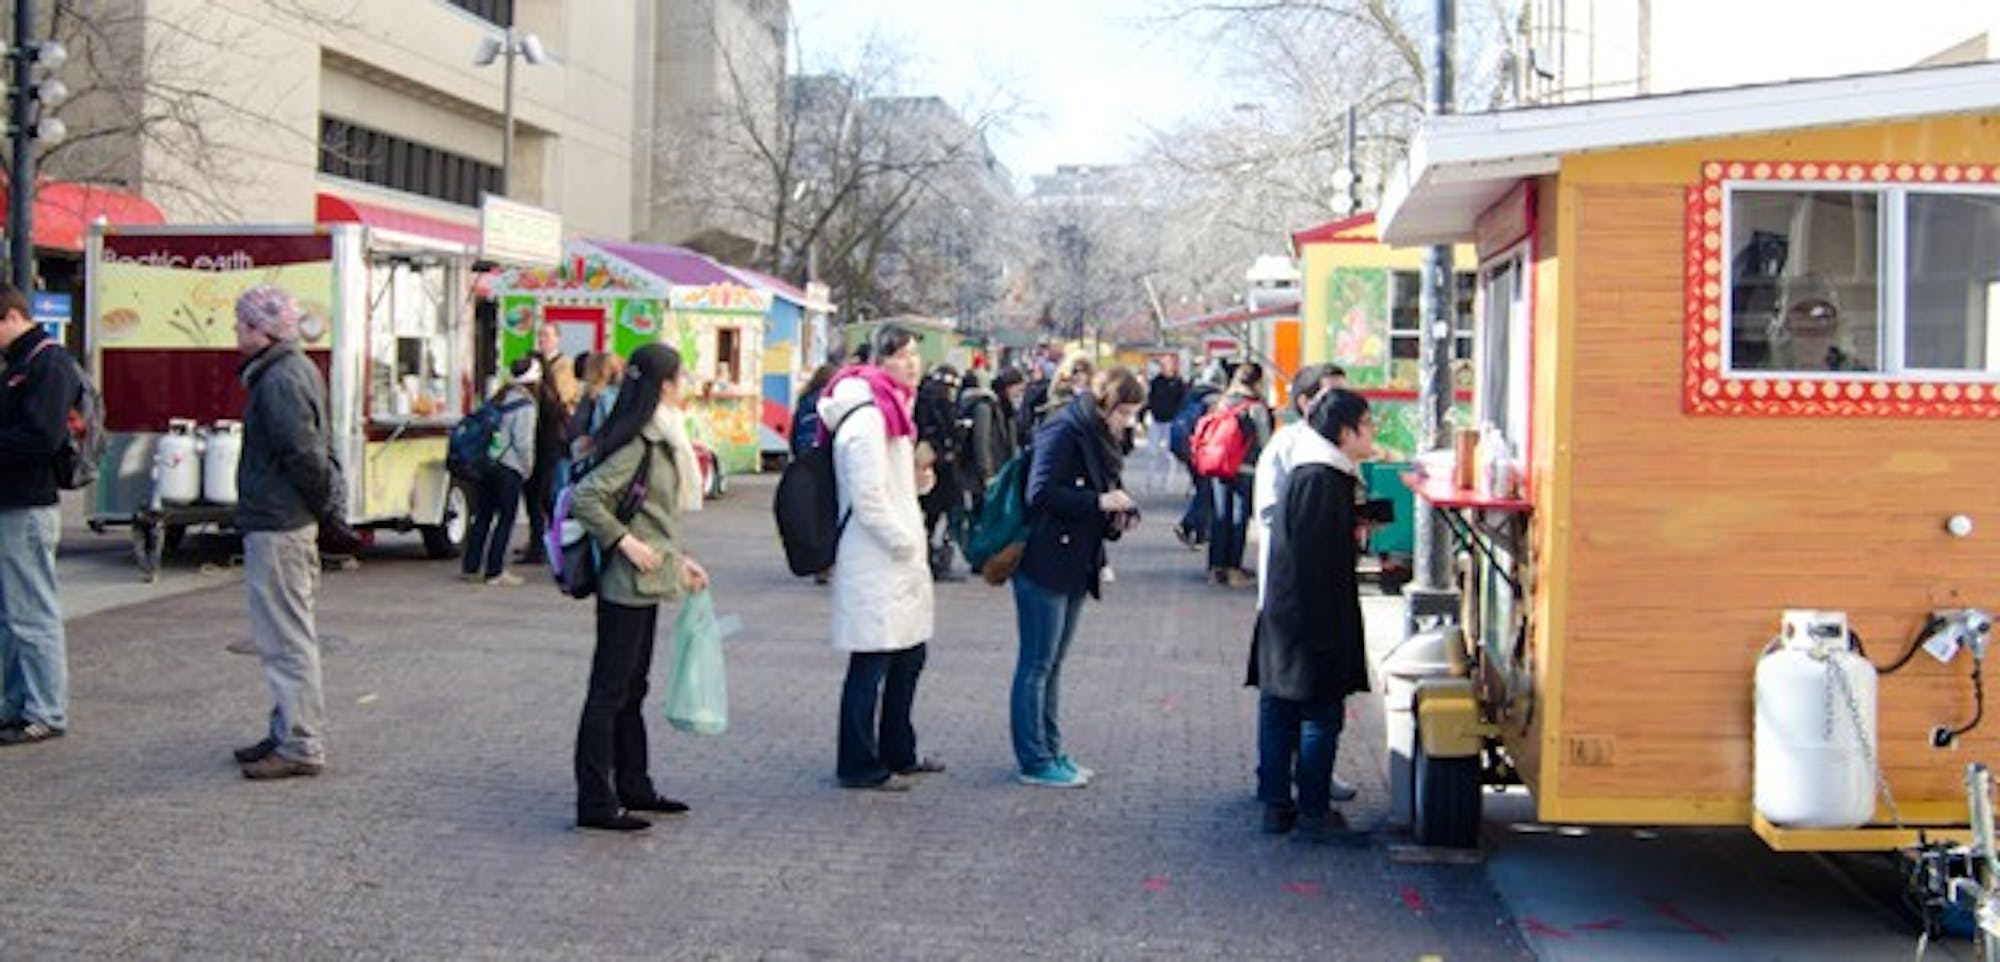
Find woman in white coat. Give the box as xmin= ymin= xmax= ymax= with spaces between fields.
xmin=819 ymin=324 xmax=943 ymax=790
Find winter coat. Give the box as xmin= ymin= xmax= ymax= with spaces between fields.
xmin=493 ymin=385 xmax=538 ymax=479
xmin=1020 ymin=394 xmax=1120 ymax=600
xmin=959 ymin=386 xmax=1015 ymax=489
xmin=819 ymin=377 xmax=934 ymax=653
xmin=0 ymin=327 xmax=81 ymax=509
xmin=1251 ymin=421 xmax=1310 ymax=608
xmin=571 ymin=421 xmax=687 ymax=608
xmin=236 ymin=340 xmax=335 ymax=532
xmin=1147 ymin=373 xmax=1187 ymax=425
xmin=1248 ymin=437 xmax=1370 ymax=704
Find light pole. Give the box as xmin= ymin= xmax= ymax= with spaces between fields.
xmin=473 ymin=26 xmax=546 ymax=198
xmin=7 ymin=6 xmax=67 ymax=291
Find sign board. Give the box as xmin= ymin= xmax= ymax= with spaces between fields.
xmin=33 ymin=291 xmax=70 ymax=338
xmin=479 ymin=194 xmax=562 ymax=268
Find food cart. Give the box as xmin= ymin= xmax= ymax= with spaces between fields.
xmin=1374 ymin=61 xmax=2000 ymax=858
xmin=493 ymin=239 xmax=768 ymax=475
xmin=1291 ymin=215 xmax=1478 ymax=459
xmin=85 ymin=224 xmax=481 ymax=578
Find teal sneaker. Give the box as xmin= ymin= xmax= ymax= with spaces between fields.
xmin=1016 ymin=764 xmax=1089 ymax=789
xmin=1056 ymin=755 xmax=1095 ymax=782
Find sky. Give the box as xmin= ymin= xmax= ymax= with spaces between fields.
xmin=788 ymin=1 xmax=1999 ymax=184
xmin=788 ymin=0 xmax=1239 ymax=184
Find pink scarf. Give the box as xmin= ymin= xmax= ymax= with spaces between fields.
xmin=819 ymin=365 xmax=916 ymax=442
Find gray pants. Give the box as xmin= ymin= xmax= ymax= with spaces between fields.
xmin=244 ymin=525 xmax=326 ymax=764
xmin=0 ymin=506 xmax=66 ymax=728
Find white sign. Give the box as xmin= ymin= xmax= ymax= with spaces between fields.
xmin=480 ymin=194 xmax=562 ymax=267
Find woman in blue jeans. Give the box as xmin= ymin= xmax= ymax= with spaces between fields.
xmin=1011 ymin=367 xmax=1146 ymax=788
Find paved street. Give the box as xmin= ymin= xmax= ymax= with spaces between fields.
xmin=1 ymin=477 xmax=1527 ymax=960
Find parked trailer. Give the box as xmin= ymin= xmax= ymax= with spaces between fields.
xmin=85 ymin=224 xmax=478 ymax=578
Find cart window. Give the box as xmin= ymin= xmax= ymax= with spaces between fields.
xmin=1389 ymin=270 xmax=1477 ymax=361
xmin=1478 ymin=251 xmax=1532 ymax=454
xmin=368 ymin=260 xmax=456 ymax=422
xmin=1692 ymin=162 xmax=2000 ymax=416
xmin=1726 ymin=189 xmax=1882 ymax=373
xmin=1905 ymin=192 xmax=2000 ymax=374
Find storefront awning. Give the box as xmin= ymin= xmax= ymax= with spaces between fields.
xmin=1161 ymin=300 xmax=1299 ymax=332
xmin=316 ymin=192 xmax=479 ymax=250
xmin=0 ymin=180 xmax=166 ymax=252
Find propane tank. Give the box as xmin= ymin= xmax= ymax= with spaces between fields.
xmin=1755 ymin=609 xmax=1878 ymax=829
xmin=154 ymin=419 xmax=202 ymax=506
xmin=202 ymin=420 xmax=243 ymax=505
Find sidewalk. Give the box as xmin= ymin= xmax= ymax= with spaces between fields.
xmin=0 ymin=475 xmax=1526 ymax=960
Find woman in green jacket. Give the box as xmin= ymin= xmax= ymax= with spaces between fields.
xmin=569 ymin=344 xmax=710 ymax=833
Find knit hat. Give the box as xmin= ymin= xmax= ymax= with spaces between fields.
xmin=235 ymin=285 xmax=301 ymax=342
xmin=510 ymin=356 xmax=542 ymax=386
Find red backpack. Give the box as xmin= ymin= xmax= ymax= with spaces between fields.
xmin=1189 ymin=399 xmax=1254 ymax=479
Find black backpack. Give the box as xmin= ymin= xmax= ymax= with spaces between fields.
xmin=446 ymin=396 xmax=530 ymax=482
xmin=772 ymin=400 xmax=873 ymax=577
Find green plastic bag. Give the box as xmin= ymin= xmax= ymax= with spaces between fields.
xmin=665 ymin=589 xmax=734 ymax=736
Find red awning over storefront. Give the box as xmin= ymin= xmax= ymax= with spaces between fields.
xmin=0 ymin=180 xmax=166 ymax=251
xmin=315 ymin=192 xmax=480 ymax=249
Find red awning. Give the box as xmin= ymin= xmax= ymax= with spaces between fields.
xmin=0 ymin=180 xmax=166 ymax=252
xmin=316 ymin=192 xmax=479 ymax=249
xmin=1162 ymin=300 xmax=1301 ymax=332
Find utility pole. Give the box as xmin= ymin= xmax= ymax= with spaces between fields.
xmin=1413 ymin=0 xmax=1457 ymax=598
xmin=9 ymin=0 xmax=31 ymax=292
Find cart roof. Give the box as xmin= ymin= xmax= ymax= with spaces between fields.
xmin=1378 ymin=60 xmax=2000 ymax=247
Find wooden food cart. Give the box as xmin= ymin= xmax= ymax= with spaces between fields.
xmin=85 ymin=224 xmax=481 ymax=577
xmin=1376 ymin=61 xmax=2000 ymax=856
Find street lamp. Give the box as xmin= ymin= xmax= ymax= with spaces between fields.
xmin=5 ymin=6 xmax=68 ymax=291
xmin=473 ymin=27 xmax=546 ymax=197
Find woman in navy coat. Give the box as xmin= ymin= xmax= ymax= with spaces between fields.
xmin=1010 ymin=367 xmax=1146 ymax=788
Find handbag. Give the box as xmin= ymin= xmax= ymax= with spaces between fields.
xmin=549 ymin=442 xmax=654 ymax=599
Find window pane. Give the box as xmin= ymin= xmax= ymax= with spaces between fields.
xmin=1906 ymin=193 xmax=2000 ymax=372
xmin=1389 ymin=270 xmax=1418 ymax=332
xmin=1728 ymin=189 xmax=1881 ymax=372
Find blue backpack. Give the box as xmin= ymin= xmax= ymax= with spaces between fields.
xmin=1168 ymin=387 xmax=1217 ymax=462
xmin=445 ymin=397 xmax=530 ymax=482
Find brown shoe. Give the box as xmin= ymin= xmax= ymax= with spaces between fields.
xmin=240 ymin=753 xmax=324 ymax=780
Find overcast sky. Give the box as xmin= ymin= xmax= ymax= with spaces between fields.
xmin=788 ymin=0 xmax=1236 ymax=184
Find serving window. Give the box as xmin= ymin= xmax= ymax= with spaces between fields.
xmin=1689 ymin=160 xmax=2000 ymax=416
xmin=367 ymin=258 xmax=458 ymax=423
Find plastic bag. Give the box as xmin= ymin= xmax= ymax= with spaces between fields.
xmin=665 ymin=589 xmax=738 ymax=736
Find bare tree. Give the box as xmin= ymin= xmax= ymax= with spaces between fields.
xmin=37 ymin=0 xmax=357 ymax=219
xmin=652 ymin=14 xmax=1022 ymax=330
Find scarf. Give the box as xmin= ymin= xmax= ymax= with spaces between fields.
xmin=1066 ymin=393 xmax=1124 ymax=484
xmin=818 ymin=365 xmax=916 ymax=443
xmin=651 ymin=405 xmax=705 ymax=514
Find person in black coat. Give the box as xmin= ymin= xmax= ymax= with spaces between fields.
xmin=1247 ymin=388 xmax=1376 ymax=843
xmin=1009 ymin=368 xmax=1146 ymax=789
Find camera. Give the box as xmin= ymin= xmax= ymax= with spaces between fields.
xmin=1357 ymin=499 xmax=1395 ymax=524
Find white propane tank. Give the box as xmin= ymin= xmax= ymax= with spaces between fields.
xmin=202 ymin=420 xmax=243 ymax=505
xmin=1754 ymin=609 xmax=1878 ymax=829
xmin=154 ymin=419 xmax=202 ymax=506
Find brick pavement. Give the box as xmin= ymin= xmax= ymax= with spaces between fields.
xmin=0 ymin=476 xmax=1529 ymax=960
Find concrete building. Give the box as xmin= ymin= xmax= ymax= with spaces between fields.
xmin=637 ymin=0 xmax=789 ymax=262
xmin=36 ymin=0 xmax=777 ymax=250
xmin=1520 ymin=0 xmax=1997 ymax=105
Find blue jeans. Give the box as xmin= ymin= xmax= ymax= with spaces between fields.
xmin=1010 ymin=572 xmax=1086 ymax=772
xmin=1209 ymin=474 xmax=1251 ymax=571
xmin=837 ymin=644 xmax=927 ymax=783
xmin=0 ymin=506 xmax=65 ymax=728
xmin=1256 ymin=693 xmax=1346 ymax=816
xmin=1178 ymin=463 xmax=1211 ymax=537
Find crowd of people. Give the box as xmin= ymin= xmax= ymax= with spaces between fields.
xmin=0 ymin=295 xmax=1378 ymax=844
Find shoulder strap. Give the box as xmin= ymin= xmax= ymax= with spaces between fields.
xmin=612 ymin=440 xmax=658 ymax=523
xmin=826 ymin=399 xmax=877 ymax=442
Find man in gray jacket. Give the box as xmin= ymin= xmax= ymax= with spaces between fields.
xmin=231 ymin=285 xmax=336 ymax=779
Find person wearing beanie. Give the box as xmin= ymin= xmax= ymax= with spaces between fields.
xmin=231 ymin=284 xmax=339 ymax=779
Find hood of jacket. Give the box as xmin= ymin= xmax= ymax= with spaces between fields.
xmin=816 ymin=375 xmax=878 ymax=434
xmin=238 ymin=339 xmax=303 ymax=387
xmin=1287 ymin=423 xmax=1357 ymax=478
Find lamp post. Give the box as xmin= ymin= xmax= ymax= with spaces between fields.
xmin=473 ymin=26 xmax=545 ymax=198
xmin=7 ymin=5 xmax=67 ymax=291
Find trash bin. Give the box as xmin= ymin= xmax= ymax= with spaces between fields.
xmin=1382 ymin=626 xmax=1459 ymax=830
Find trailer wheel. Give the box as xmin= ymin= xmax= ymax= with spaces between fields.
xmin=1413 ymin=726 xmax=1483 ymax=849
xmin=421 ymin=482 xmax=472 ymax=559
